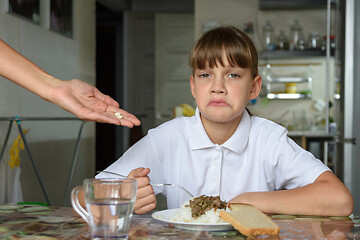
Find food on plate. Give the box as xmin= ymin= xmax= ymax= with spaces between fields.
xmin=219 ymin=203 xmax=280 ymax=236
xmin=188 ymin=195 xmax=227 ymax=219
xmin=171 ymin=195 xmax=229 ymax=223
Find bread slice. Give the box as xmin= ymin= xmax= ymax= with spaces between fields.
xmin=219 ymin=203 xmax=280 ymax=236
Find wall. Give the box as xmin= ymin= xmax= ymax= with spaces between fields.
xmin=0 ymin=0 xmax=96 ymax=206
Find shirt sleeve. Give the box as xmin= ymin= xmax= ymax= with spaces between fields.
xmin=95 ymin=133 xmax=164 ymax=190
xmin=267 ymin=128 xmax=331 ymax=190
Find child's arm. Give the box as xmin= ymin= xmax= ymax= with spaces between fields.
xmin=128 ymin=167 xmax=157 ymax=214
xmin=230 ymin=171 xmax=353 ymax=216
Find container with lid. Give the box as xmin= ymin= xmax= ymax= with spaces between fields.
xmin=285 ymin=83 xmax=297 ymax=93
xmin=262 ymin=20 xmax=276 ymax=50
xmin=276 ymin=30 xmax=289 ymax=50
xmin=308 ymin=32 xmax=321 ymax=50
xmin=290 ymin=20 xmax=303 ymax=47
xmin=296 ymin=32 xmax=306 ymax=50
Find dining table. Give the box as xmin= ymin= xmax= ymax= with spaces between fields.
xmin=0 ymin=204 xmax=359 ymax=239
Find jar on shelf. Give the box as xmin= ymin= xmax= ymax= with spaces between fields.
xmin=308 ymin=32 xmax=321 ymax=50
xmin=262 ymin=20 xmax=276 ymax=51
xmin=276 ymin=30 xmax=289 ymax=50
xmin=285 ymin=83 xmax=297 ymax=93
xmin=290 ymin=19 xmax=303 ymax=49
xmin=296 ymin=32 xmax=306 ymax=50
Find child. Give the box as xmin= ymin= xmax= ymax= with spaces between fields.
xmin=96 ymin=26 xmax=353 ymax=216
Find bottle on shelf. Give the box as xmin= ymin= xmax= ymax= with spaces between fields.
xmin=321 ymin=35 xmax=336 ymax=55
xmin=262 ymin=20 xmax=276 ymax=51
xmin=276 ymin=30 xmax=289 ymax=50
xmin=243 ymin=22 xmax=254 ymax=40
xmin=308 ymin=32 xmax=321 ymax=50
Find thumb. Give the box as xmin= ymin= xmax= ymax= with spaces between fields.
xmin=128 ymin=167 xmax=150 ymax=178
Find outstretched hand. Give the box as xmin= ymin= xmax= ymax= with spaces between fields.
xmin=128 ymin=167 xmax=156 ymax=214
xmin=50 ymin=79 xmax=141 ymax=127
xmin=0 ymin=39 xmax=140 ymax=127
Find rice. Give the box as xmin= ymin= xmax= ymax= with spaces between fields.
xmin=171 ymin=200 xmax=229 ymax=223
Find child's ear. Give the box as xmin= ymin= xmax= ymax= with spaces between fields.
xmin=190 ymin=75 xmax=196 ymax=98
xmin=249 ymin=75 xmax=262 ymax=100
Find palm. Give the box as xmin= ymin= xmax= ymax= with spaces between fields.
xmin=52 ymin=79 xmax=140 ymax=127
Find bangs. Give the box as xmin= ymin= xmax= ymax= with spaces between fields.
xmin=190 ymin=26 xmax=258 ymax=77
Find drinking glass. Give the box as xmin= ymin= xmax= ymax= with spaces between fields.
xmin=71 ymin=178 xmax=137 ymax=240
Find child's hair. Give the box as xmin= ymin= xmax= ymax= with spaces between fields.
xmin=190 ymin=26 xmax=258 ymax=78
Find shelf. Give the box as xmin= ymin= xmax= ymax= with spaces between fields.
xmin=259 ymin=0 xmax=335 ymax=10
xmin=288 ymin=130 xmax=333 ymax=138
xmin=259 ymin=50 xmax=329 ymax=59
xmin=268 ymin=77 xmax=312 ymax=83
xmin=267 ymin=93 xmax=312 ymax=100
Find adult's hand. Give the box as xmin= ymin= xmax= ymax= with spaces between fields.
xmin=51 ymin=79 xmax=141 ymax=127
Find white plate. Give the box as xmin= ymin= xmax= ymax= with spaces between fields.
xmin=151 ymin=209 xmax=233 ymax=231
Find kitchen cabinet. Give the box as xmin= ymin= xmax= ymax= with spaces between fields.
xmin=252 ymin=0 xmax=338 ymax=169
xmin=256 ymin=0 xmax=334 ymax=122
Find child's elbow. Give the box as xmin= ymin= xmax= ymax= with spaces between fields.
xmin=336 ymin=191 xmax=354 ymax=216
xmin=343 ymin=194 xmax=354 ymax=216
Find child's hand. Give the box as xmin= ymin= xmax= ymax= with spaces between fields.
xmin=128 ymin=167 xmax=156 ymax=214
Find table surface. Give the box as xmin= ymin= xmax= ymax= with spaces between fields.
xmin=0 ymin=205 xmax=359 ymax=239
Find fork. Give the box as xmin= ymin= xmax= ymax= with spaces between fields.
xmin=96 ymin=170 xmax=194 ymax=198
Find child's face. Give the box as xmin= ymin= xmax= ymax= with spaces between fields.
xmin=190 ymin=56 xmax=261 ymax=125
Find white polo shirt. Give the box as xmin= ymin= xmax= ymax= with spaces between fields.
xmin=97 ymin=108 xmax=330 ymax=209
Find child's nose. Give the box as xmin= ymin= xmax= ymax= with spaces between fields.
xmin=210 ymin=77 xmax=226 ymax=94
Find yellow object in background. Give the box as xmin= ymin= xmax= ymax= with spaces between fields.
xmin=285 ymin=83 xmax=297 ymax=93
xmin=180 ymin=104 xmax=196 ymax=117
xmin=8 ymin=129 xmax=28 ymax=169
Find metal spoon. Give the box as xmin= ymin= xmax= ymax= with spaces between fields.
xmin=96 ymin=170 xmax=194 ymax=197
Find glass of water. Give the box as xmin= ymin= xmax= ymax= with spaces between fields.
xmin=71 ymin=178 xmax=137 ymax=240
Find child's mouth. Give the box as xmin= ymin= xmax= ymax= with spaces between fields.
xmin=208 ymin=100 xmax=229 ymax=107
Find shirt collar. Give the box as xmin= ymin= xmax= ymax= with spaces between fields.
xmin=189 ymin=108 xmax=215 ymax=150
xmin=189 ymin=108 xmax=251 ymax=154
xmin=222 ymin=110 xmax=251 ymax=154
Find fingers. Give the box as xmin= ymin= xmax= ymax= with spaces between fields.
xmin=78 ymin=83 xmax=141 ymax=127
xmin=128 ymin=167 xmax=150 ymax=179
xmin=89 ymin=99 xmax=141 ymax=127
xmin=128 ymin=168 xmax=156 ymax=214
xmin=78 ymin=107 xmax=141 ymax=127
xmin=106 ymin=104 xmax=139 ymax=120
xmin=93 ymin=88 xmax=119 ymax=108
xmin=134 ymin=191 xmax=156 ymax=214
xmin=106 ymin=105 xmax=141 ymax=127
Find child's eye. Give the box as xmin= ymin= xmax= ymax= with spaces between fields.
xmin=199 ymin=73 xmax=211 ymax=78
xmin=228 ymin=73 xmax=240 ymax=78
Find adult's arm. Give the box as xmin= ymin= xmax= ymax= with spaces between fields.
xmin=0 ymin=39 xmax=140 ymax=127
